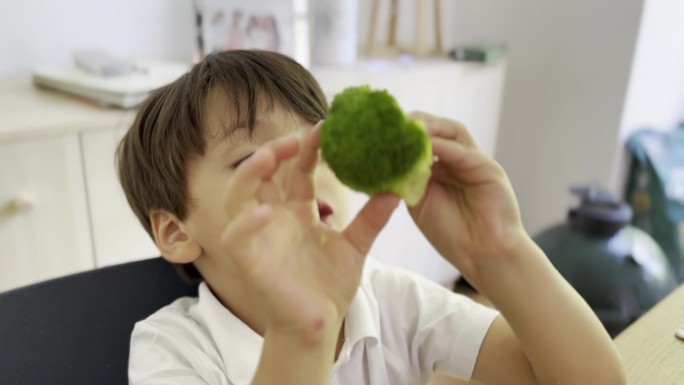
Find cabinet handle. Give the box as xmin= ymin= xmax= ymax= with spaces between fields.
xmin=6 ymin=193 xmax=35 ymax=214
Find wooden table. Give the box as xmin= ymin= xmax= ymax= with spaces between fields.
xmin=615 ymin=284 xmax=684 ymax=384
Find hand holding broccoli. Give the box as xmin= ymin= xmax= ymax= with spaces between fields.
xmin=320 ymin=87 xmax=529 ymax=287
xmin=406 ymin=112 xmax=530 ymax=286
xmin=320 ymin=89 xmax=625 ymax=385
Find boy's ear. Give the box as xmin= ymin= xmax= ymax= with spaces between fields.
xmin=149 ymin=210 xmax=201 ymax=264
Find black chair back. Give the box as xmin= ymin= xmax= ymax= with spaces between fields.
xmin=0 ymin=257 xmax=198 ymax=385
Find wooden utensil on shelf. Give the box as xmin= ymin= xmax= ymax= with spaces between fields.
xmin=367 ymin=0 xmax=443 ymax=58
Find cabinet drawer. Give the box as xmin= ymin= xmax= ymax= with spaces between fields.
xmin=81 ymin=129 xmax=159 ymax=267
xmin=0 ymin=134 xmax=94 ymax=291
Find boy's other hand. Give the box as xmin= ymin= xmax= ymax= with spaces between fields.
xmin=407 ymin=112 xmax=528 ymax=288
xmin=407 ymin=113 xmax=627 ymax=385
xmin=219 ymin=122 xmax=400 ymax=342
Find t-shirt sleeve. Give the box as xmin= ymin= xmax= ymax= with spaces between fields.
xmin=128 ymin=319 xmax=228 ymax=385
xmin=367 ymin=265 xmax=499 ymax=383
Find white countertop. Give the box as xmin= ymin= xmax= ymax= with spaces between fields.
xmin=0 ymin=57 xmax=505 ymax=143
xmin=0 ymin=78 xmax=135 ymax=142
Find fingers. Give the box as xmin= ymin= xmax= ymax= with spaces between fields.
xmin=410 ymin=111 xmax=478 ymax=148
xmin=431 ymin=137 xmax=477 ymax=170
xmin=287 ymin=121 xmax=322 ymax=201
xmin=256 ymin=179 xmax=281 ymax=204
xmin=343 ymin=193 xmax=401 ymax=256
xmin=225 ymin=135 xmax=300 ymax=212
xmin=220 ymin=204 xmax=273 ymax=265
xmin=299 ymin=121 xmax=323 ymax=174
xmin=431 ymin=137 xmax=504 ymax=184
xmin=409 ymin=112 xmax=502 ymax=183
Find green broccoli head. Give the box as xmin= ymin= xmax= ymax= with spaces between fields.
xmin=320 ymin=85 xmax=433 ymax=206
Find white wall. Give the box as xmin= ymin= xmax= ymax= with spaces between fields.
xmin=617 ymin=0 xmax=684 ymax=140
xmin=610 ymin=0 xmax=684 ymax=193
xmin=360 ymin=0 xmax=684 ymax=235
xmin=0 ymin=0 xmax=196 ymax=77
xmin=432 ymin=1 xmax=645 ymax=235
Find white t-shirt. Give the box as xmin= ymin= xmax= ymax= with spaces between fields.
xmin=128 ymin=260 xmax=499 ymax=385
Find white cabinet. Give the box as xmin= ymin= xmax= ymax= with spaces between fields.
xmin=0 ymin=78 xmax=156 ymax=292
xmin=0 ymin=58 xmax=505 ymax=290
xmin=0 ymin=134 xmax=94 ymax=291
xmin=81 ymin=128 xmax=159 ymax=267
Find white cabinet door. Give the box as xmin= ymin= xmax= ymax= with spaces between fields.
xmin=81 ymin=128 xmax=159 ymax=267
xmin=0 ymin=134 xmax=94 ymax=292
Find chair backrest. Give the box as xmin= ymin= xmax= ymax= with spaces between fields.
xmin=0 ymin=257 xmax=198 ymax=385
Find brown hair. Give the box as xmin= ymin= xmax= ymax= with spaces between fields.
xmin=116 ymin=50 xmax=328 ymax=282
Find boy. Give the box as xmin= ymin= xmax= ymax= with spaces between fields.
xmin=118 ymin=50 xmax=625 ymax=385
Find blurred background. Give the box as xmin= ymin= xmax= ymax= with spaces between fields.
xmin=1 ymin=0 xmax=684 ymax=336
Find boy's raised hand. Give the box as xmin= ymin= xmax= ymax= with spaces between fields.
xmin=408 ymin=112 xmax=528 ymax=287
xmin=406 ymin=113 xmax=627 ymax=385
xmin=219 ymin=122 xmax=399 ymax=340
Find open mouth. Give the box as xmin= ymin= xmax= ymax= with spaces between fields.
xmin=317 ymin=200 xmax=334 ymax=224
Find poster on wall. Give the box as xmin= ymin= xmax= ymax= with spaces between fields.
xmin=197 ymin=0 xmax=309 ymax=66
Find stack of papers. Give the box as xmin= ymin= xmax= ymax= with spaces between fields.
xmin=32 ymin=61 xmax=190 ymax=108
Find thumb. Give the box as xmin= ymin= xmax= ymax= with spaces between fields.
xmin=343 ymin=194 xmax=400 ymax=256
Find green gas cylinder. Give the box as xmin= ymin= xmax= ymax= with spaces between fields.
xmin=534 ymin=186 xmax=678 ymax=336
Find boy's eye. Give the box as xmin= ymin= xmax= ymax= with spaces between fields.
xmin=231 ymin=153 xmax=254 ymax=169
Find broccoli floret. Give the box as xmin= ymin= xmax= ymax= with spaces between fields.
xmin=320 ymin=85 xmax=433 ymax=206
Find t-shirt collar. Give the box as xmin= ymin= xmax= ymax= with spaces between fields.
xmin=344 ymin=283 xmax=380 ymax=350
xmin=191 ymin=279 xmax=379 ymax=384
xmin=191 ymin=283 xmax=263 ymax=385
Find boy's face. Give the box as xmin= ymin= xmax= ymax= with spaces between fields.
xmin=179 ymin=94 xmax=348 ymax=268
